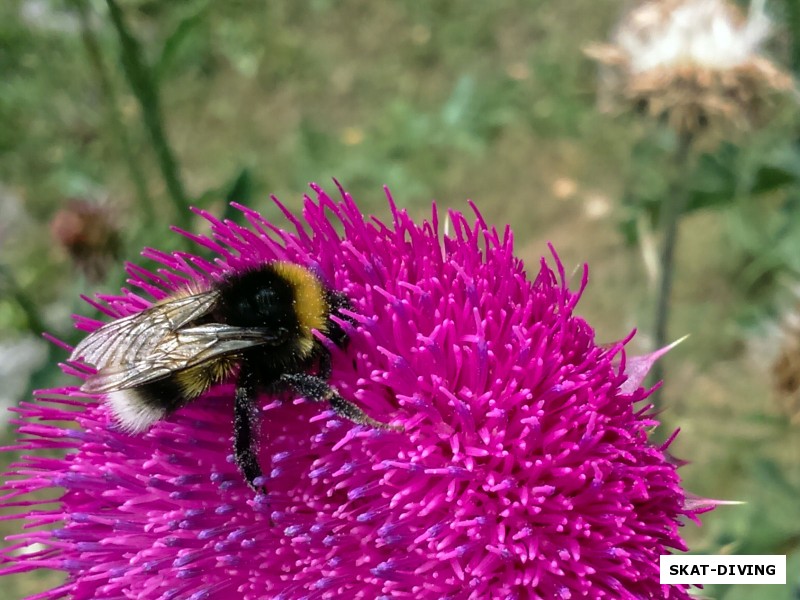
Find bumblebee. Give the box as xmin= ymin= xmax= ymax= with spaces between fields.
xmin=70 ymin=261 xmax=397 ymax=491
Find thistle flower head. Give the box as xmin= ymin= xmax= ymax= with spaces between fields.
xmin=3 ymin=184 xmax=706 ymax=598
xmin=586 ymin=0 xmax=794 ymax=137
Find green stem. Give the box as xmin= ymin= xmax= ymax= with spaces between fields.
xmin=786 ymin=0 xmax=800 ymax=75
xmin=104 ymin=0 xmax=192 ymax=232
xmin=651 ymin=131 xmax=694 ymax=402
xmin=70 ymin=0 xmax=155 ymax=225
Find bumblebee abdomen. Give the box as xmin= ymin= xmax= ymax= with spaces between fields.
xmin=175 ymin=356 xmax=238 ymax=399
xmin=106 ymin=357 xmax=237 ymax=433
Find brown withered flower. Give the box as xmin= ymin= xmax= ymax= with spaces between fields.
xmin=585 ymin=0 xmax=795 ymax=139
xmin=50 ymin=199 xmax=121 ymax=282
xmin=772 ymin=308 xmax=800 ymax=425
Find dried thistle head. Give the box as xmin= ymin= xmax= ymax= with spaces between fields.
xmin=772 ymin=308 xmax=800 ymax=425
xmin=585 ymin=0 xmax=795 ymax=139
xmin=50 ymin=198 xmax=121 ymax=282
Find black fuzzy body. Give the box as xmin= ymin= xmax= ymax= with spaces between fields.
xmin=128 ymin=264 xmax=359 ymax=490
xmin=132 ymin=264 xmax=347 ymax=413
xmin=76 ymin=261 xmax=395 ymax=491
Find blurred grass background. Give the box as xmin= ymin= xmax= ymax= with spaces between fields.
xmin=1 ymin=0 xmax=799 ymax=598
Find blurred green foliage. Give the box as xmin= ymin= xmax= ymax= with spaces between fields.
xmin=1 ymin=0 xmax=799 ymax=598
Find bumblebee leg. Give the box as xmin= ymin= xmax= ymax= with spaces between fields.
xmin=317 ymin=348 xmax=332 ymax=379
xmin=234 ymin=368 xmax=266 ymax=492
xmin=279 ymin=373 xmax=401 ymax=431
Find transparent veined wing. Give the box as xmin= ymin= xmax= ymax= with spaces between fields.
xmin=70 ymin=291 xmax=221 ymax=370
xmin=79 ymin=323 xmax=289 ymax=393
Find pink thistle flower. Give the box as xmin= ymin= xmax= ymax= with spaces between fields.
xmin=2 ymin=183 xmax=707 ymax=599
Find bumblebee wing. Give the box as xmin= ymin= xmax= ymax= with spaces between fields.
xmin=156 ymin=324 xmax=288 ymax=365
xmin=80 ymin=324 xmax=287 ymax=393
xmin=70 ymin=291 xmax=221 ymax=369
